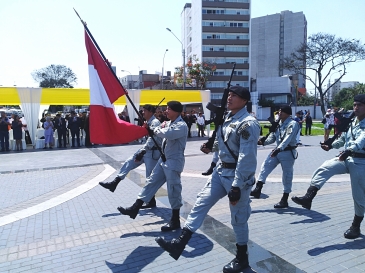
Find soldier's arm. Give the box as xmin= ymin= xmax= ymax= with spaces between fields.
xmin=155 ymin=121 xmax=187 ymax=140
xmin=232 ymin=121 xmax=260 ymax=189
xmin=143 ymin=119 xmax=162 ymax=150
xmin=263 ymin=132 xmax=276 ymax=146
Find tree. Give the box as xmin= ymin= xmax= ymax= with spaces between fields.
xmin=258 ymin=98 xmax=275 ymax=107
xmin=175 ymin=55 xmax=216 ymax=89
xmin=32 ymin=64 xmax=77 ymax=88
xmin=297 ymin=94 xmax=317 ymax=106
xmin=282 ymin=33 xmax=365 ymax=115
xmin=332 ymin=83 xmax=365 ymax=110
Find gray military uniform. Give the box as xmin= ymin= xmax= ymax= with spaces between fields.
xmin=257 ymin=117 xmax=299 ymax=193
xmin=116 ymin=115 xmax=162 ymax=180
xmin=138 ymin=115 xmax=188 ymax=209
xmin=184 ymin=107 xmax=260 ymax=245
xmin=311 ymin=118 xmax=365 ymax=216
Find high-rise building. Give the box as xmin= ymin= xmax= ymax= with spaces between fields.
xmin=181 ymin=0 xmax=251 ymax=105
xmin=250 ymin=10 xmax=307 ymax=105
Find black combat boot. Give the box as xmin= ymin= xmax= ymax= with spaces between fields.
xmin=223 ymin=244 xmax=249 ymax=273
xmin=344 ymin=215 xmax=364 ymax=239
xmin=202 ymin=162 xmax=216 ymax=176
xmin=250 ymin=181 xmax=264 ymax=199
xmin=99 ymin=177 xmax=122 ymax=193
xmin=274 ymin=193 xmax=289 ymax=209
xmin=161 ymin=209 xmax=181 ymax=231
xmin=117 ymin=199 xmax=143 ymax=219
xmin=155 ymin=227 xmax=193 ymax=260
xmin=291 ymin=186 xmax=318 ymax=210
xmin=141 ymin=196 xmax=157 ymax=209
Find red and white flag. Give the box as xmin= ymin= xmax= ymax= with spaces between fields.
xmin=84 ymin=30 xmax=147 ymax=144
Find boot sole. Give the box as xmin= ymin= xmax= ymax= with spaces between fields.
xmin=117 ymin=207 xmax=138 ymax=219
xmin=291 ymin=197 xmax=311 ymax=210
xmin=250 ymin=193 xmax=261 ymax=199
xmin=99 ymin=183 xmax=116 ymax=193
xmin=155 ymin=237 xmax=182 ymax=260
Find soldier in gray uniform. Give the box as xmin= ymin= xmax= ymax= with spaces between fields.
xmin=292 ymin=94 xmax=365 ymax=239
xmin=99 ymin=104 xmax=162 ymax=208
xmin=251 ymin=105 xmax=299 ymax=208
xmin=155 ymin=87 xmax=260 ymax=273
xmin=118 ymin=101 xmax=188 ymax=231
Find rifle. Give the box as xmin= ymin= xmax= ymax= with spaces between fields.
xmin=259 ymin=116 xmax=280 ymax=144
xmin=322 ymin=111 xmax=355 ymax=147
xmin=202 ymin=63 xmax=236 ymax=151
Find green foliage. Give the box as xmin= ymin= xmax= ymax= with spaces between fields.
xmin=332 ymin=83 xmax=365 ymax=110
xmin=297 ymin=94 xmax=316 ymax=106
xmin=175 ymin=55 xmax=216 ymax=89
xmin=258 ymin=98 xmax=275 ymax=107
xmin=32 ymin=64 xmax=77 ymax=88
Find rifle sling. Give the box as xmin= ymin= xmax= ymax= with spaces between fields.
xmin=220 ymin=123 xmax=238 ymax=162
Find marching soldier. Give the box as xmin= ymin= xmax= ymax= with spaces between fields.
xmin=251 ymin=105 xmax=299 ymax=208
xmin=117 ymin=101 xmax=188 ymax=231
xmin=155 ymin=86 xmax=260 ymax=273
xmin=292 ymin=94 xmax=365 ymax=239
xmin=99 ymin=104 xmax=162 ymax=208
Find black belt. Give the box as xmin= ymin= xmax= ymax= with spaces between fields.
xmin=221 ymin=162 xmax=237 ymax=169
xmin=352 ymin=152 xmax=365 ymax=158
xmin=283 ymin=146 xmax=297 ymax=151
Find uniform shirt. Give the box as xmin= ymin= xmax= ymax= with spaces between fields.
xmin=332 ymin=117 xmax=365 ymax=163
xmin=142 ymin=115 xmax=162 ymax=158
xmin=213 ymin=107 xmax=260 ymax=189
xmin=154 ymin=115 xmax=188 ymax=172
xmin=264 ymin=117 xmax=299 ymax=150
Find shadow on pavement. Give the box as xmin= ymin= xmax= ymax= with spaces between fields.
xmin=119 ymin=230 xmax=213 ymax=260
xmin=252 ymin=207 xmax=330 ymax=224
xmin=307 ymin=236 xmax=365 ymax=256
xmin=105 ymin=246 xmax=164 ymax=273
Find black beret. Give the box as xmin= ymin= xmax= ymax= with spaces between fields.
xmin=354 ymin=94 xmax=365 ymax=104
xmin=280 ymin=105 xmax=292 ymax=115
xmin=143 ymin=104 xmax=156 ymax=113
xmin=70 ymin=110 xmax=76 ymax=114
xmin=167 ymin=101 xmax=183 ymax=112
xmin=229 ymin=85 xmax=251 ymax=100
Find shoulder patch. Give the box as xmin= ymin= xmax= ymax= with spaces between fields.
xmin=286 ymin=127 xmax=293 ymax=134
xmin=238 ymin=122 xmax=251 ymax=140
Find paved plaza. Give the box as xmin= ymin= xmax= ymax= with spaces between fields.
xmin=0 ymin=135 xmax=364 ymax=273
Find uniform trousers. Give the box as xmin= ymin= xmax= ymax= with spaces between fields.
xmin=257 ymin=150 xmax=296 ymax=193
xmin=117 ymin=152 xmax=158 ymax=180
xmin=184 ymin=165 xmax=252 ymax=245
xmin=138 ymin=160 xmax=183 ymax=209
xmin=311 ymin=157 xmax=365 ymax=216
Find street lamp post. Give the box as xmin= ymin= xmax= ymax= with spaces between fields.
xmin=121 ymin=70 xmax=132 ymax=89
xmin=161 ymin=49 xmax=168 ymax=89
xmin=166 ymin=28 xmax=186 ymax=90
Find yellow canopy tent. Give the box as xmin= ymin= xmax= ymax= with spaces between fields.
xmin=0 ymin=87 xmax=211 ymax=147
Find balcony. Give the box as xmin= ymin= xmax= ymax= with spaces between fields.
xmin=202 ymin=39 xmax=249 ymax=46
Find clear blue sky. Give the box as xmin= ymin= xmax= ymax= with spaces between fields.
xmin=0 ymin=0 xmax=364 ymax=92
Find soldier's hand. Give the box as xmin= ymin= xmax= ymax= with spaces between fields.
xmin=146 ymin=127 xmax=154 ymax=137
xmin=134 ymin=149 xmax=146 ymax=162
xmin=338 ymin=149 xmax=352 ymax=161
xmin=258 ymin=136 xmax=266 ymax=145
xmin=320 ymin=142 xmax=332 ymax=151
xmin=270 ymin=148 xmax=280 ymax=157
xmin=200 ymin=143 xmax=211 ymax=154
xmin=228 ymin=186 xmax=241 ymax=205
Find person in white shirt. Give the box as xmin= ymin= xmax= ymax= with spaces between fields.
xmin=197 ymin=112 xmax=206 ymax=137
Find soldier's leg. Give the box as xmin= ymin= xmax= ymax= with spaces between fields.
xmin=118 ymin=164 xmax=166 ymax=219
xmin=141 ymin=157 xmax=159 ymax=208
xmin=99 ymin=154 xmax=143 ymax=192
xmin=252 ymin=155 xmax=280 ymax=198
xmin=292 ymin=158 xmax=348 ymax=209
xmin=274 ymin=152 xmax=295 ymax=208
xmin=344 ymin=161 xmax=365 ymax=239
xmin=225 ymin=175 xmax=253 ymax=272
xmin=156 ymin=168 xmax=226 ymax=260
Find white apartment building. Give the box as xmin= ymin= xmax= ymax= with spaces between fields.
xmin=181 ymin=0 xmax=251 ymax=105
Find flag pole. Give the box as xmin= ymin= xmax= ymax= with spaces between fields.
xmin=74 ymin=8 xmax=142 ymax=121
xmin=74 ymin=9 xmax=166 ymax=161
